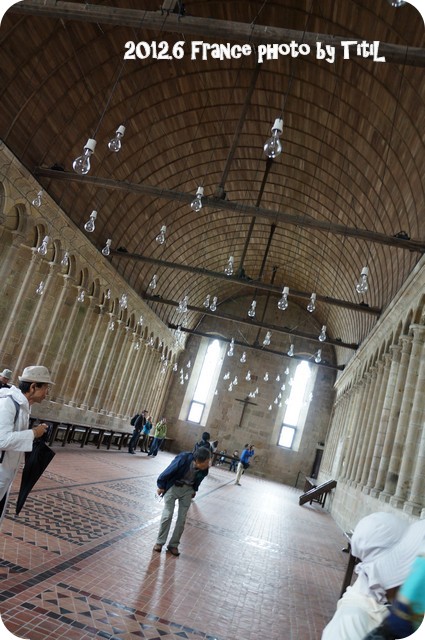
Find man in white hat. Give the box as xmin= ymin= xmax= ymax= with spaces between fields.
xmin=0 ymin=365 xmax=54 ymax=525
xmin=0 ymin=369 xmax=12 ymax=389
xmin=322 ymin=512 xmax=411 ymax=640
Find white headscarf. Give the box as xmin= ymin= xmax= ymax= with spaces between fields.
xmin=350 ymin=512 xmax=409 ymax=564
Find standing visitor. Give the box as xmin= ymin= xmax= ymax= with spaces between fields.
xmin=0 ymin=366 xmax=54 ymax=525
xmin=147 ymin=417 xmax=167 ymax=457
xmin=234 ymin=444 xmax=254 ymax=485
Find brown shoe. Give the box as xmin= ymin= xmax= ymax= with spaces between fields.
xmin=167 ymin=546 xmax=180 ymax=556
xmin=153 ymin=543 xmax=163 ymax=552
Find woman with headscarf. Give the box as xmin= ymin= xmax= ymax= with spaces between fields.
xmin=322 ymin=512 xmax=419 ymax=640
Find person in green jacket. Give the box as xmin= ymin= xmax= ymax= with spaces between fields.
xmin=147 ymin=418 xmax=167 ymax=457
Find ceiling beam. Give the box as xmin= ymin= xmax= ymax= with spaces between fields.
xmin=35 ymin=169 xmax=425 ymax=254
xmin=142 ymin=293 xmax=359 ymax=351
xmin=10 ymin=1 xmax=425 ymax=67
xmin=111 ymin=249 xmax=381 ymax=316
xmin=169 ymin=324 xmax=345 ymax=371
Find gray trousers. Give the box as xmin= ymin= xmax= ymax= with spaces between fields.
xmin=156 ymin=484 xmax=193 ymax=548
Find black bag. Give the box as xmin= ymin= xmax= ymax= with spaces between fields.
xmin=130 ymin=414 xmax=140 ymax=426
xmin=242 ymin=462 xmax=250 ymax=470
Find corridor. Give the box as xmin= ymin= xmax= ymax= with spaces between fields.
xmin=1 ymin=447 xmax=347 ymax=640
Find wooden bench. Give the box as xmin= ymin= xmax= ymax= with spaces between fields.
xmin=29 ymin=418 xmax=131 ymax=451
xmin=340 ymin=530 xmax=359 ymax=598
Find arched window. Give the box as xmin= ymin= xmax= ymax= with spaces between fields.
xmin=279 ymin=361 xmax=311 ymax=449
xmin=187 ymin=339 xmax=222 ymax=424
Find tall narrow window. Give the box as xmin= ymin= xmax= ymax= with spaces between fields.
xmin=278 ymin=361 xmax=311 ymax=448
xmin=187 ymin=339 xmax=222 ymax=423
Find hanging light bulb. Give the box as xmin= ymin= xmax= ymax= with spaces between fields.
xmin=264 ymin=372 xmax=269 ymax=382
xmin=315 ymin=349 xmax=322 ymax=364
xmin=108 ymin=124 xmax=125 ymax=152
xmin=263 ymin=117 xmax=283 ymax=158
xmin=307 ymin=292 xmax=316 ymax=313
xmin=149 ymin=274 xmax=157 ymax=290
xmin=138 ymin=315 xmax=143 ymax=326
xmin=186 ymin=360 xmax=191 ymax=369
xmin=223 ymin=371 xmax=230 ymax=380
xmin=61 ymin=251 xmax=69 ymax=267
xmin=318 ymin=325 xmax=327 ymax=342
xmin=287 ymin=344 xmax=294 ymax=357
xmin=281 ymin=384 xmax=286 ymax=391
xmin=105 ymin=288 xmax=111 ymax=300
xmin=254 ymin=387 xmax=259 ymax=395
xmin=184 ymin=372 xmax=189 ymax=381
xmin=37 ymin=235 xmax=49 ymax=256
xmin=355 ymin=266 xmax=369 ymax=294
xmin=32 ymin=190 xmax=43 ymax=207
xmin=155 ymin=225 xmax=166 ymax=245
xmin=276 ymin=374 xmax=280 ymax=382
xmin=77 ymin=290 xmax=85 ymax=303
xmin=245 ymin=370 xmax=251 ymax=381
xmin=277 ymin=286 xmax=289 ymax=311
xmin=172 ymin=363 xmax=178 ymax=372
xmin=278 ymin=392 xmax=282 ymax=399
xmin=178 ymin=295 xmax=188 ymax=313
xmin=228 ymin=383 xmax=233 ymax=392
xmin=224 ymin=255 xmax=234 ymax=276
xmin=203 ymin=294 xmax=210 ymax=308
xmin=247 ymin=300 xmax=256 ymax=318
xmin=240 ymin=352 xmax=247 ymax=363
xmin=214 ymin=389 xmax=218 ymax=396
xmin=73 ymin=138 xmax=96 ymax=175
xmin=119 ymin=293 xmax=128 ymax=309
xmin=190 ymin=186 xmax=204 ymax=212
xmin=262 ymin=331 xmax=272 ymax=346
xmin=102 ymin=239 xmax=112 ymax=256
xmin=227 ymin=338 xmax=234 ymax=357
xmin=35 ymin=280 xmax=45 ymax=295
xmin=232 ymin=376 xmax=238 ymax=386
xmin=134 ymin=340 xmax=140 ymax=351
xmin=268 ymin=405 xmax=272 ymax=411
xmin=274 ymin=398 xmax=279 ymax=405
xmin=285 ymin=367 xmax=290 ymax=375
xmin=210 ymin=296 xmax=218 ymax=312
xmin=84 ymin=210 xmax=97 ymax=233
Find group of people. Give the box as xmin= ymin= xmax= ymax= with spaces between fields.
xmin=128 ymin=411 xmax=167 ymax=457
xmin=322 ymin=511 xmax=425 ymax=640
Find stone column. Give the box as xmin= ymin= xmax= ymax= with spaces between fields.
xmin=145 ymin=351 xmax=162 ymax=411
xmin=405 ymin=342 xmax=425 ymax=513
xmin=68 ymin=304 xmax=105 ymax=408
xmin=154 ymin=364 xmax=173 ymax=420
xmin=91 ymin=319 xmax=126 ymax=413
xmin=352 ymin=370 xmax=378 ymax=487
xmin=110 ymin=331 xmax=139 ymax=417
xmin=391 ymin=327 xmax=425 ymax=511
xmin=37 ymin=273 xmax=72 ymax=363
xmin=80 ymin=313 xmax=116 ymax=410
xmin=125 ymin=342 xmax=151 ymax=416
xmin=342 ymin=381 xmax=366 ymax=481
xmin=379 ymin=335 xmax=413 ymax=501
xmin=362 ymin=356 xmax=391 ymax=491
xmin=0 ymin=247 xmax=38 ymax=358
xmin=139 ymin=348 xmax=157 ymax=412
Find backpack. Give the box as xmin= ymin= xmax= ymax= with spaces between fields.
xmin=130 ymin=413 xmax=140 ymax=426
xmin=0 ymin=397 xmax=20 ymax=463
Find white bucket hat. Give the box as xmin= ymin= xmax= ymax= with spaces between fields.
xmin=351 ymin=512 xmax=409 ymax=563
xmin=357 ymin=518 xmax=425 ymax=602
xmin=0 ymin=369 xmax=12 ymax=379
xmin=18 ymin=365 xmax=55 ymax=385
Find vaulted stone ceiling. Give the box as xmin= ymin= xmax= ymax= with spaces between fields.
xmin=1 ymin=0 xmax=424 ymax=369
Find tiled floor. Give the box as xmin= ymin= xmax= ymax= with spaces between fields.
xmin=0 ymin=447 xmax=348 ymax=640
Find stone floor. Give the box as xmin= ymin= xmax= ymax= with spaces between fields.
xmin=0 ymin=446 xmax=349 ymax=640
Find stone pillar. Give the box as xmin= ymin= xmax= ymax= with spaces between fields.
xmin=0 ymin=247 xmax=38 ymax=358
xmin=110 ymin=331 xmax=139 ymax=417
xmin=352 ymin=370 xmax=378 ymax=487
xmin=145 ymin=351 xmax=162 ymax=412
xmin=37 ymin=274 xmax=73 ymax=363
xmin=154 ymin=364 xmax=173 ymax=420
xmin=342 ymin=381 xmax=366 ymax=481
xmin=391 ymin=327 xmax=425 ymax=511
xmin=379 ymin=336 xmax=413 ymax=501
xmin=68 ymin=304 xmax=105 ymax=409
xmin=81 ymin=313 xmax=116 ymax=410
xmin=91 ymin=319 xmax=126 ymax=413
xmin=405 ymin=342 xmax=425 ymax=512
xmin=362 ymin=356 xmax=391 ymax=491
xmin=125 ymin=342 xmax=151 ymax=416
xmin=140 ymin=348 xmax=157 ymax=412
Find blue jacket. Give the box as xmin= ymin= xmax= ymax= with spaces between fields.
xmin=157 ymin=451 xmax=208 ymax=494
xmin=240 ymin=447 xmax=254 ymax=465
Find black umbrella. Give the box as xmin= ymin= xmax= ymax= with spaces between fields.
xmin=15 ymin=437 xmax=55 ymax=515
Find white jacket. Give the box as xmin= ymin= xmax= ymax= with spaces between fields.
xmin=0 ymin=385 xmax=34 ymax=523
